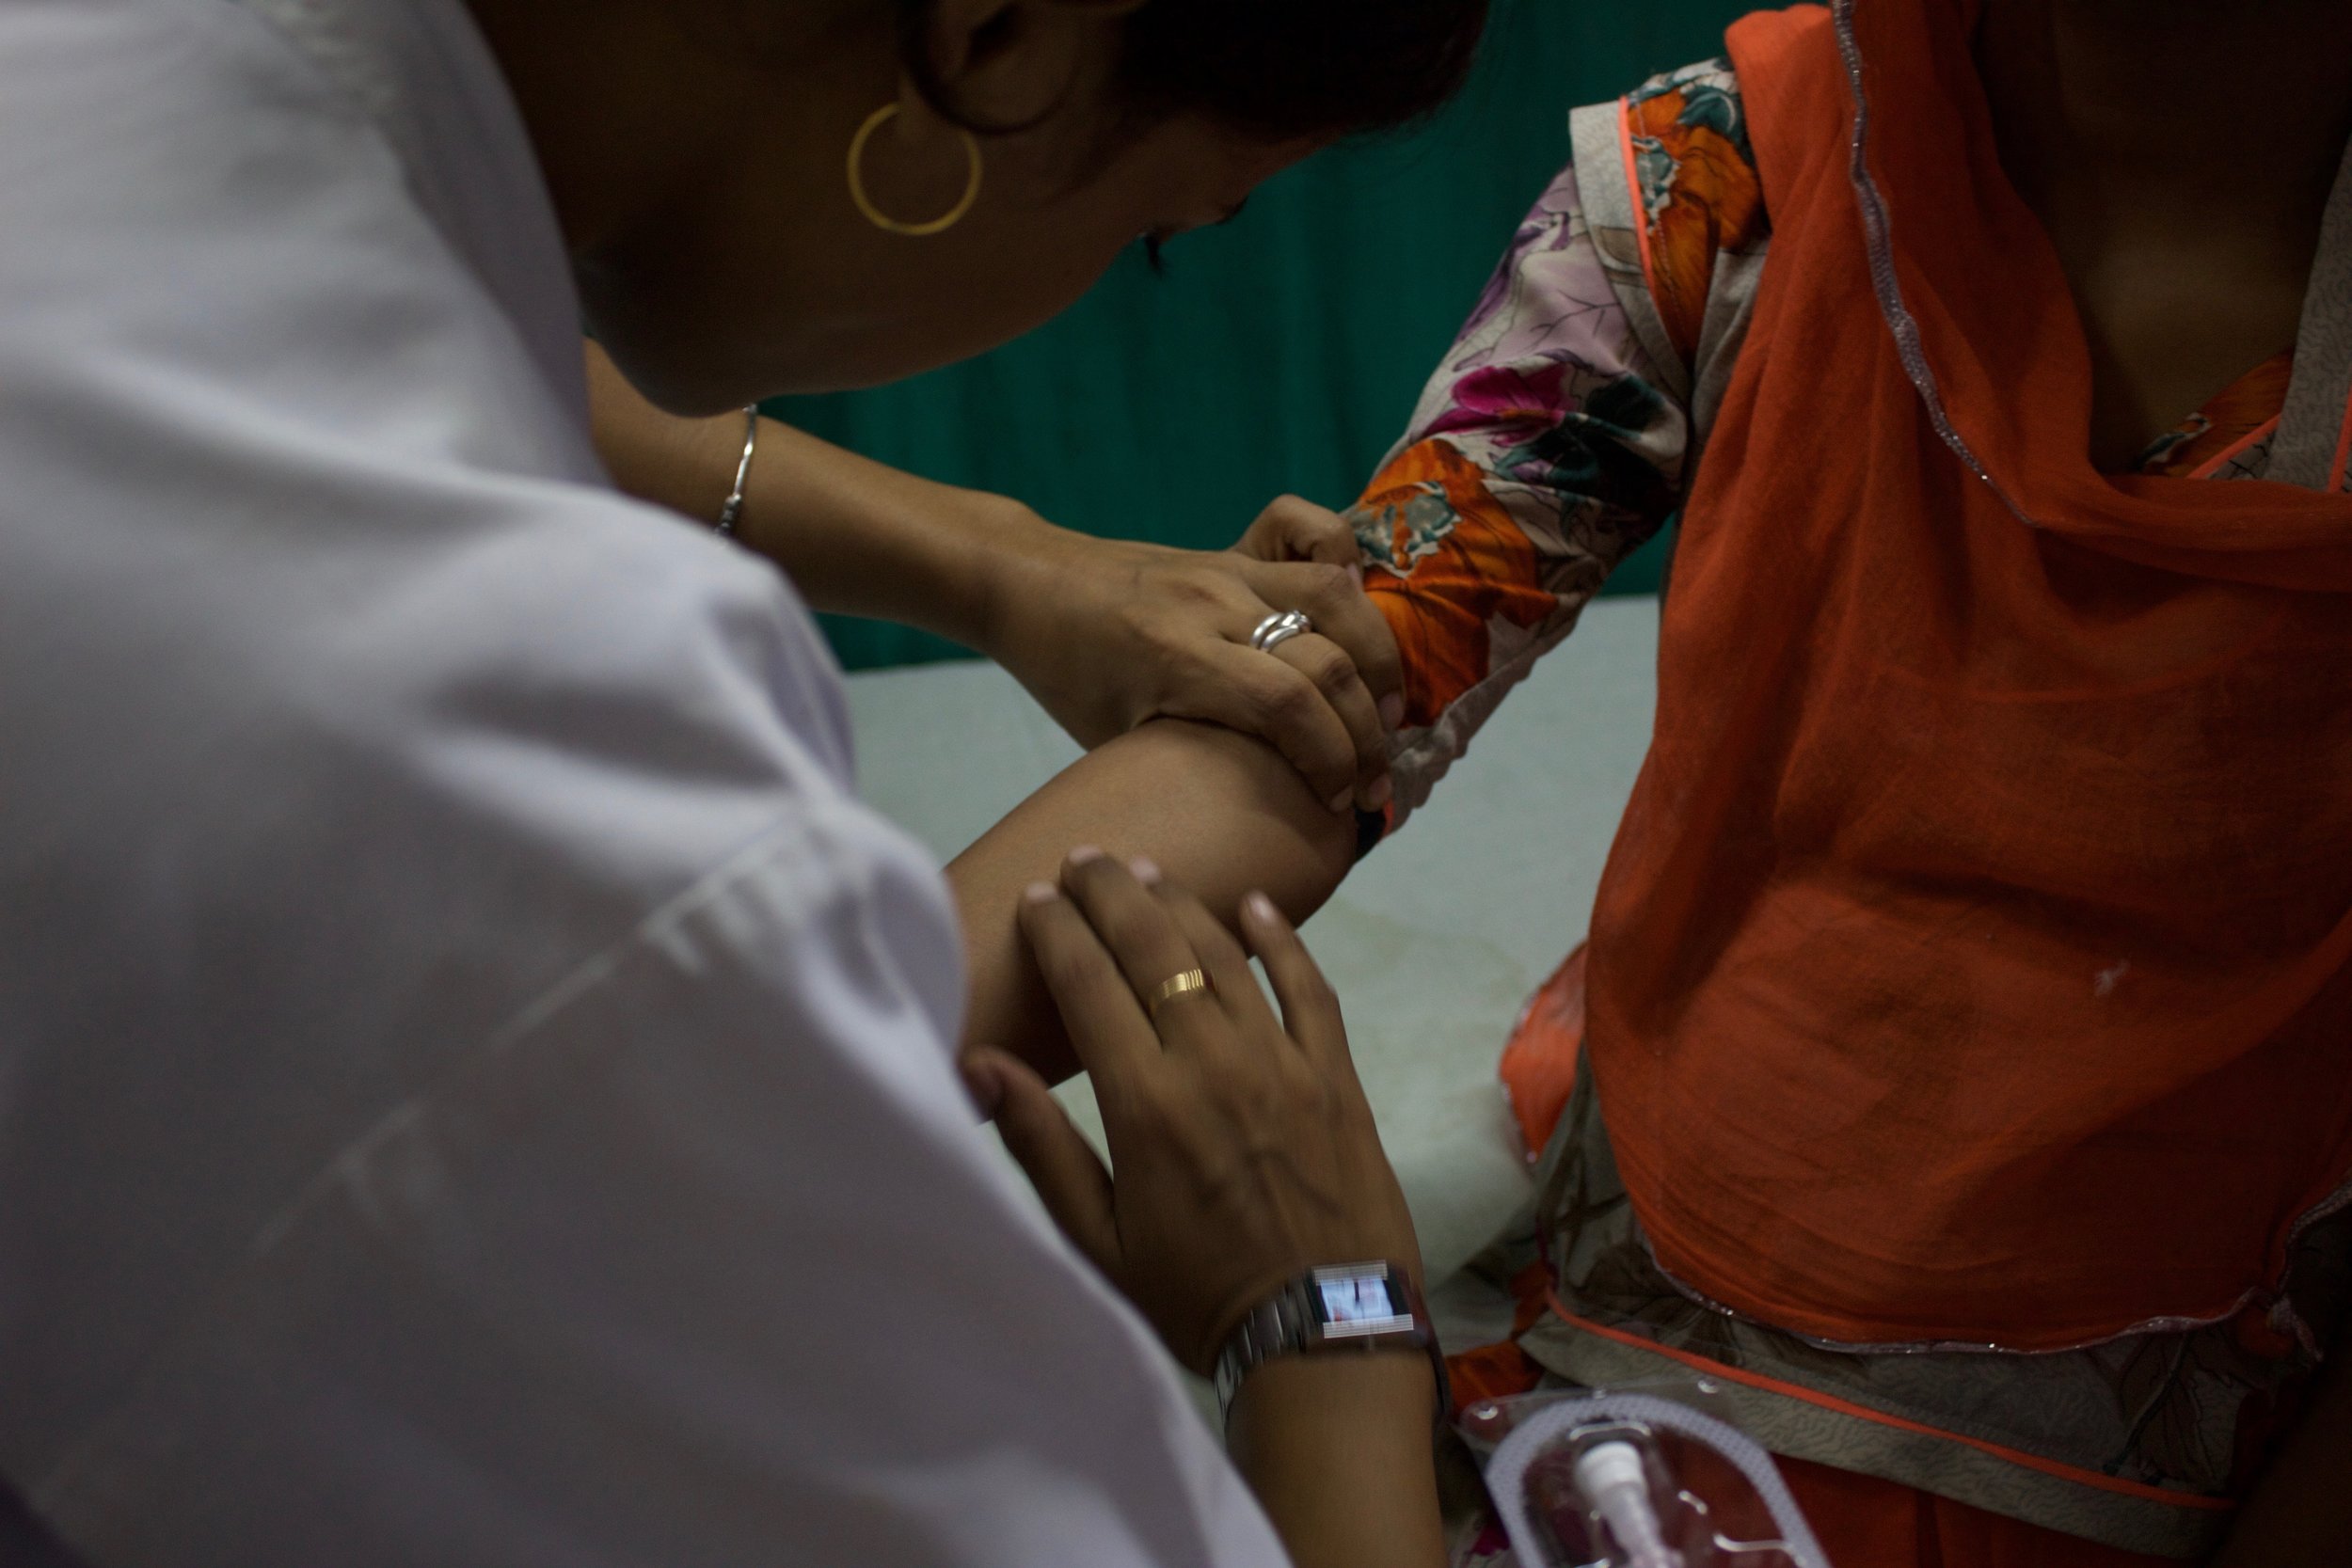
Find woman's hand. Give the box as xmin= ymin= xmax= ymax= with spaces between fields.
xmin=962 ymin=847 xmax=1422 ymax=1374
xmin=583 ymin=354 xmax=1401 ymax=812
xmin=978 ymin=499 xmax=1405 ymax=816
xmin=965 ymin=848 xmax=1446 ymax=1568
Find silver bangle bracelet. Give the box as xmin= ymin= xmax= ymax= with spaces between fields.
xmin=715 ymin=404 xmax=759 ymax=539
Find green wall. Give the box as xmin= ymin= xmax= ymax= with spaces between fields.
xmin=773 ymin=0 xmax=1756 ymax=670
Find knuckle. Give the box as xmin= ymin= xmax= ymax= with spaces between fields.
xmin=1123 ymin=1085 xmax=1179 ymax=1141
xmin=1303 ymin=644 xmax=1359 ymax=700
xmin=1296 ymin=561 xmax=1352 ymax=608
xmin=1263 ymin=673 xmax=1320 ymax=723
xmin=1240 ymin=684 xmax=1292 ymax=736
xmin=1041 ymin=947 xmax=1099 ymax=997
xmin=1114 ymin=597 xmax=1164 ymax=643
xmin=1238 ymin=662 xmax=1290 ymax=704
xmin=1289 ymin=495 xmax=1343 ymax=529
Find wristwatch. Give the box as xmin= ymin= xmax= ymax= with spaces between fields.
xmin=1212 ymin=1261 xmax=1451 ymax=1427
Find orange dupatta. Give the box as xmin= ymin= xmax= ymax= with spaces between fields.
xmin=1581 ymin=0 xmax=2352 ymax=1349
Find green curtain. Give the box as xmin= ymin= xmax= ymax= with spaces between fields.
xmin=771 ymin=0 xmax=1756 ymax=671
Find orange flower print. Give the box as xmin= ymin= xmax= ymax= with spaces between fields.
xmin=1626 ymin=74 xmax=1766 ymax=365
xmin=1355 ymin=438 xmax=1561 ymax=728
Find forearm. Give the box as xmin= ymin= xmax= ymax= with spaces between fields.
xmin=1228 ymin=1354 xmax=1447 ymax=1568
xmin=2212 ymin=1346 xmax=2352 ymax=1566
xmin=586 ymin=341 xmax=1044 ymax=648
xmin=948 ymin=719 xmax=1358 ymax=1082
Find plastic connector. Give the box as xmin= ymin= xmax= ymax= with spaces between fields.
xmin=1572 ymin=1440 xmax=1677 ymax=1568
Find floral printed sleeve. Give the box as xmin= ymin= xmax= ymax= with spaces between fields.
xmin=1351 ymin=60 xmax=1767 ymax=837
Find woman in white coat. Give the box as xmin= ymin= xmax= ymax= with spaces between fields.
xmin=0 ymin=0 xmax=1484 ymax=1563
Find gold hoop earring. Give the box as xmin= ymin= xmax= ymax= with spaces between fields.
xmin=847 ymin=103 xmax=983 ymax=237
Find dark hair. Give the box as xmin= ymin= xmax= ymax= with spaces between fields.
xmin=897 ymin=0 xmax=1491 ymax=145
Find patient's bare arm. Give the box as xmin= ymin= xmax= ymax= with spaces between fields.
xmin=947 ymin=720 xmax=1359 ymax=1083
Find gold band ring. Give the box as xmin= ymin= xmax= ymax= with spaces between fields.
xmin=1148 ymin=969 xmax=1214 ymax=1019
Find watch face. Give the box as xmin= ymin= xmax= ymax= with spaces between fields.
xmin=1310 ymin=1268 xmax=1416 ymax=1338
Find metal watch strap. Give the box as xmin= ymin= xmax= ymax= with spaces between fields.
xmin=1211 ymin=1265 xmax=1451 ymax=1429
xmin=1213 ymin=1278 xmax=1318 ymax=1416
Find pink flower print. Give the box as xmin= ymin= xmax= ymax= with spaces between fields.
xmin=1426 ymin=359 xmax=1574 ymax=443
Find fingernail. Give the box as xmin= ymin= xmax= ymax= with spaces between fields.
xmin=1244 ymin=892 xmax=1280 ymax=925
xmin=1378 ymin=694 xmax=1405 ymax=730
xmin=1066 ymin=845 xmax=1105 ymax=867
xmin=1129 ymin=855 xmax=1163 ymax=886
xmin=1327 ymin=789 xmax=1353 ymax=815
xmin=1367 ymin=774 xmax=1393 ymax=809
xmin=1347 ymin=563 xmax=1365 ymax=590
xmin=1023 ymin=881 xmax=1059 ymax=906
xmin=960 ymin=1057 xmax=1004 ymax=1117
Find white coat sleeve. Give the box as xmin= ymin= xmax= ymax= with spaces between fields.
xmin=39 ymin=795 xmax=1289 ymax=1568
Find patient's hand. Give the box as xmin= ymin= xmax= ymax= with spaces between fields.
xmin=979 ymin=498 xmax=1404 ymax=815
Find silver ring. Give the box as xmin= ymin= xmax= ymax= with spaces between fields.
xmin=1248 ymin=609 xmax=1313 ymax=654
